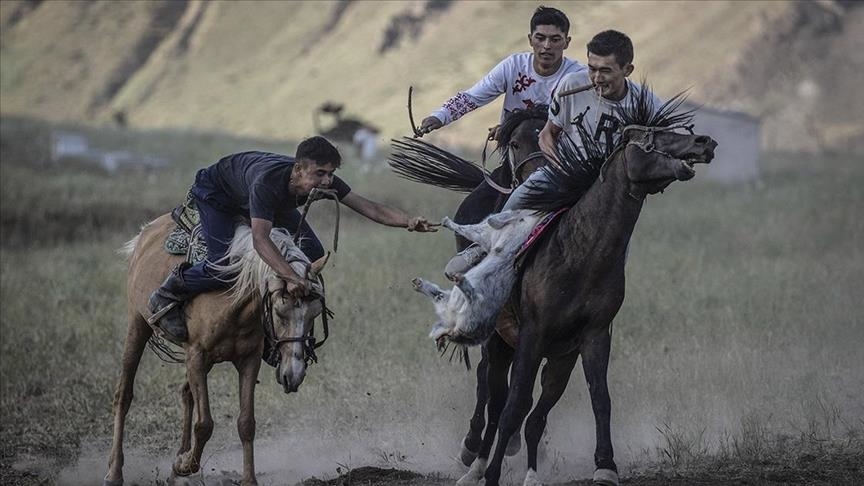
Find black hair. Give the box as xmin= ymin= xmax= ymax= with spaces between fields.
xmin=530 ymin=6 xmax=570 ymax=35
xmin=587 ymin=30 xmax=634 ymax=67
xmin=295 ymin=136 xmax=342 ymax=167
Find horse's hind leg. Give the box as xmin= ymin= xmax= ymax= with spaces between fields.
xmin=104 ymin=313 xmax=153 ymax=486
xmin=173 ymin=350 xmax=214 ymax=477
xmin=234 ymin=354 xmax=262 ymax=486
xmin=522 ymin=351 xmax=580 ymax=486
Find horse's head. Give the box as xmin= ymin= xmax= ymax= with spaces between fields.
xmin=618 ymin=125 xmax=717 ymax=195
xmin=496 ymin=105 xmax=550 ymax=185
xmin=264 ymin=254 xmax=329 ymax=394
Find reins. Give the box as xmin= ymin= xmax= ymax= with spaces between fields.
xmin=294 ymin=187 xmax=340 ymax=252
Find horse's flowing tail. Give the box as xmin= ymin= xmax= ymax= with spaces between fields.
xmin=388 ymin=137 xmax=485 ymax=193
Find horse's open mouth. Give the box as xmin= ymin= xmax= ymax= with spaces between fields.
xmin=677 ymin=154 xmax=712 ymax=178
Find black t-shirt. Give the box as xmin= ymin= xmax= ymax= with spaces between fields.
xmin=191 ymin=151 xmax=351 ymax=225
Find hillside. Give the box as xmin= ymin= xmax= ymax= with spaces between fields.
xmin=1 ymin=0 xmax=861 ymax=153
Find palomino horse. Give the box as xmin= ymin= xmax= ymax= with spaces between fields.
xmin=389 ymin=104 xmax=549 ymax=461
xmin=434 ymin=91 xmax=718 ymax=486
xmin=103 ymin=214 xmax=329 ymax=486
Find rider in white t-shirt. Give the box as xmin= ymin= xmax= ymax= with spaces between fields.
xmin=418 ymin=6 xmax=585 ymax=140
xmin=504 ymin=29 xmax=662 ymax=210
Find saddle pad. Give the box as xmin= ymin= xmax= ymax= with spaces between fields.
xmin=515 ymin=207 xmax=568 ymax=260
xmin=164 ymin=226 xmax=207 ymax=264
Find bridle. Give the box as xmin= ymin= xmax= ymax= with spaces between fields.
xmin=621 ymin=123 xmax=694 ymax=157
xmin=599 ymin=123 xmax=695 ymax=201
xmin=480 ymin=138 xmax=548 ymax=195
xmin=261 ymin=258 xmax=332 ymax=366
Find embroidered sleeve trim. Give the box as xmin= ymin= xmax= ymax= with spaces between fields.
xmin=442 ymin=92 xmax=480 ymax=123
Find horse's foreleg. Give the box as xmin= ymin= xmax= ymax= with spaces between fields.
xmin=460 ymin=346 xmax=489 ymax=467
xmin=173 ymin=349 xmax=214 ymax=477
xmin=581 ymin=328 xmax=618 ymax=486
xmin=523 ymin=351 xmax=580 ymax=484
xmin=235 ymin=354 xmax=262 ymax=486
xmin=177 ymin=382 xmax=193 ymax=457
xmin=104 ymin=313 xmax=153 ymax=486
xmin=458 ymin=335 xmax=513 ymax=486
xmin=484 ymin=334 xmax=543 ymax=486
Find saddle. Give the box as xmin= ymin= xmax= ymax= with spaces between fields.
xmin=164 ymin=191 xmax=207 ymax=264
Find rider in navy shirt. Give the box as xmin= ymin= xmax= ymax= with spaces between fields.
xmin=150 ymin=136 xmax=436 ymax=343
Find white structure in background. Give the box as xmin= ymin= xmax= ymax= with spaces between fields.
xmin=684 ymin=103 xmax=762 ymax=185
xmin=50 ymin=130 xmax=169 ymax=172
xmin=352 ymin=126 xmax=379 ymax=162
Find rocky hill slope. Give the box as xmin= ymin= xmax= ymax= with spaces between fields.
xmin=1 ymin=0 xmax=861 ymax=153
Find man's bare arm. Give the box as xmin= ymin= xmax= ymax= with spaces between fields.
xmin=341 ymin=193 xmax=436 ymax=232
xmin=251 ymin=218 xmax=308 ymax=296
xmin=538 ymin=120 xmax=563 ymax=163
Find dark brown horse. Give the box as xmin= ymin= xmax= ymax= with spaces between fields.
xmin=389 ymin=105 xmax=549 ymax=461
xmin=448 ymin=92 xmax=718 ymax=486
xmin=103 ymin=215 xmax=329 ymax=486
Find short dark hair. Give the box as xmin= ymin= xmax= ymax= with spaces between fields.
xmin=530 ymin=6 xmax=569 ymax=35
xmin=296 ymin=136 xmax=341 ymax=167
xmin=587 ymin=30 xmax=634 ymax=67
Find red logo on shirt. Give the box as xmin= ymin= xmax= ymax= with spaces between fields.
xmin=512 ymin=72 xmax=536 ymax=94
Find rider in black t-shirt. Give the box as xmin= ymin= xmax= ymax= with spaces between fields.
xmin=150 ymin=136 xmax=435 ymax=343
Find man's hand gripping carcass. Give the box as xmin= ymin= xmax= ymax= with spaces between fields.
xmin=412 ymin=210 xmax=543 ymax=347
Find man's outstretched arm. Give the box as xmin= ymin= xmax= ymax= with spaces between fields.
xmin=341 ymin=193 xmax=437 ymax=232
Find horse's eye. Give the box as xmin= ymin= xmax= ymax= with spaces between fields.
xmin=510 ymin=141 xmax=520 ymax=149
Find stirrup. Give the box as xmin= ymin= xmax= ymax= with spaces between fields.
xmin=146 ymin=300 xmax=178 ymax=326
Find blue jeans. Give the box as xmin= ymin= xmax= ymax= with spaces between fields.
xmin=502 ymin=168 xmax=552 ymax=210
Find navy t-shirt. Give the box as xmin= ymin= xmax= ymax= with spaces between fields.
xmin=191 ymin=151 xmax=351 ymax=227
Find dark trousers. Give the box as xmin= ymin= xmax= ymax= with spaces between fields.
xmin=179 ymin=197 xmax=325 ymax=296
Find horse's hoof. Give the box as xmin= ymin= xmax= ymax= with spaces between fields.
xmin=505 ymin=432 xmax=522 ymax=456
xmin=456 ymin=457 xmax=487 ymax=486
xmin=172 ymin=453 xmax=200 ymax=477
xmin=102 ymin=476 xmax=123 ymax=486
xmin=459 ymin=437 xmax=479 ymax=467
xmin=523 ymin=468 xmax=542 ymax=486
xmin=593 ymin=468 xmax=619 ymax=486
xmin=412 ymin=277 xmax=423 ymax=290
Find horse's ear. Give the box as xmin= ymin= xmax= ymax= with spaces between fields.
xmin=309 ymin=252 xmax=330 ymax=279
xmin=266 ymin=275 xmax=283 ymax=295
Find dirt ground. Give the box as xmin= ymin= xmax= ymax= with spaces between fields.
xmin=4 ymin=453 xmax=863 ymax=486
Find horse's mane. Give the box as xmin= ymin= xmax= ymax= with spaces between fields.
xmin=616 ymin=81 xmax=694 ymax=130
xmin=210 ymin=226 xmax=324 ymax=306
xmin=520 ymin=81 xmax=694 ymax=212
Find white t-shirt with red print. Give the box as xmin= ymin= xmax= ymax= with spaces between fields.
xmin=429 ymin=52 xmax=585 ymax=126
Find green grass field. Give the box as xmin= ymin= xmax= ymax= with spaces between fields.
xmin=1 ymin=116 xmax=861 ymax=485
